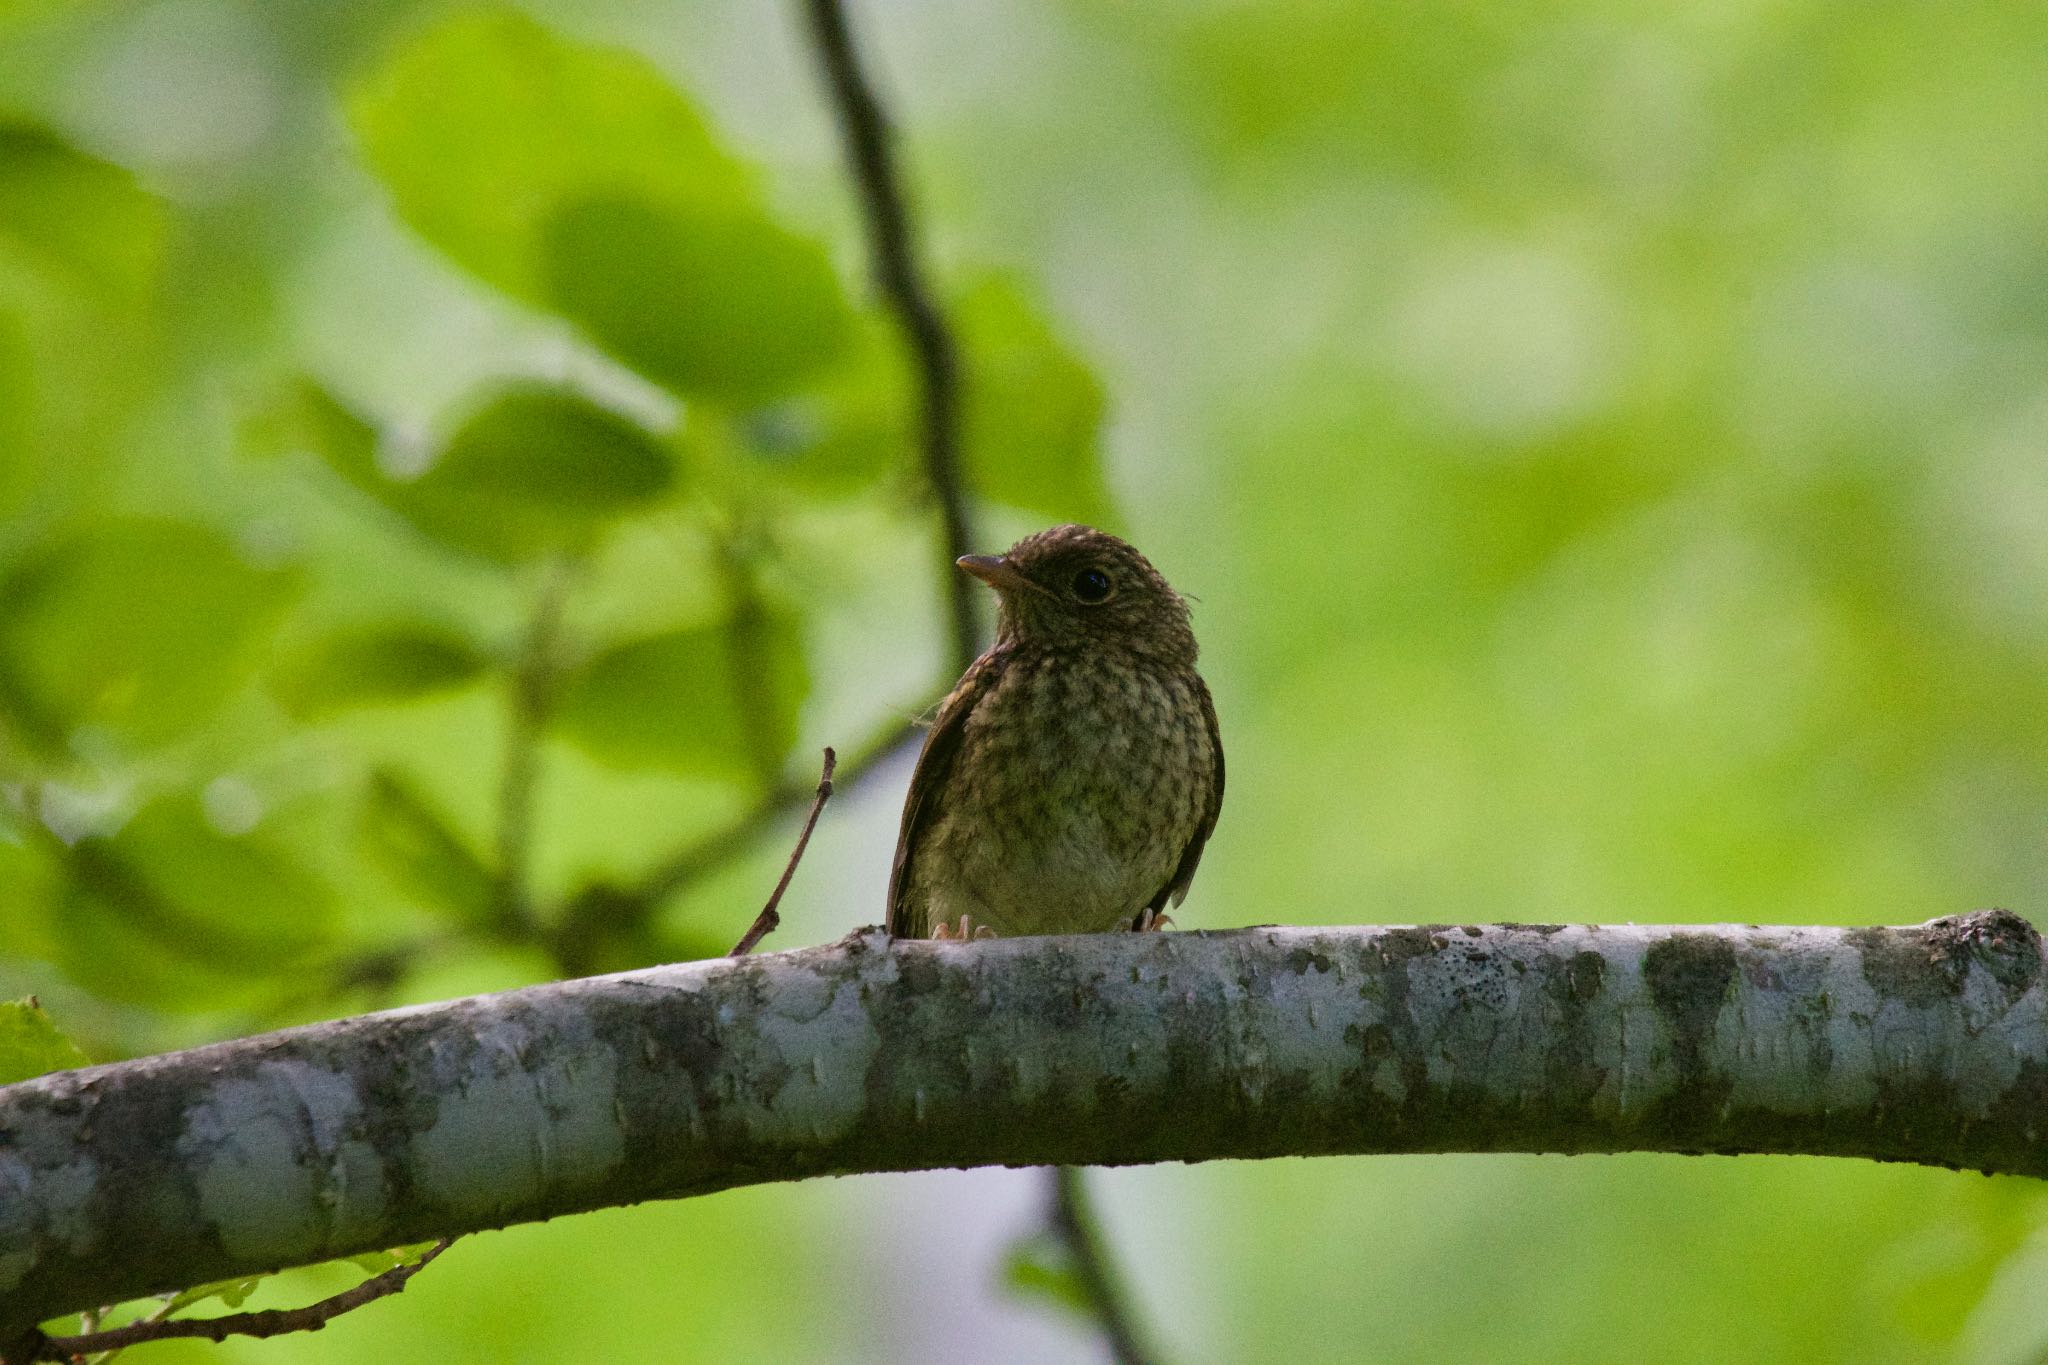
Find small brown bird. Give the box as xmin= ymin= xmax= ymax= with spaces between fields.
xmin=887 ymin=525 xmax=1224 ymax=939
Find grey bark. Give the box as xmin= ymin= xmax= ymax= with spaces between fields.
xmin=4 ymin=912 xmax=2045 ymax=1331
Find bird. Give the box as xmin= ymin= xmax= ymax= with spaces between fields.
xmin=887 ymin=524 xmax=1223 ymax=939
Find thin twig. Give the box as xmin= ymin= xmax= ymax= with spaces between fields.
xmin=1048 ymin=1168 xmax=1160 ymax=1365
xmin=496 ymin=559 xmax=574 ymax=937
xmin=798 ymin=0 xmax=982 ymax=676
xmin=537 ymin=713 xmax=919 ymax=976
xmin=729 ymin=748 xmax=837 ymax=956
xmin=632 ymin=711 xmax=919 ymax=910
xmin=27 ymin=1241 xmax=453 ymax=1361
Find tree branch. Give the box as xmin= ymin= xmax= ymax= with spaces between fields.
xmin=5 ymin=911 xmax=2044 ymax=1334
xmin=798 ymin=0 xmax=982 ymax=675
xmin=1048 ymin=1167 xmax=1159 ymax=1365
xmin=17 ymin=1240 xmax=451 ymax=1362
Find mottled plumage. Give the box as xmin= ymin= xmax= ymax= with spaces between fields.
xmin=888 ymin=525 xmax=1223 ymax=938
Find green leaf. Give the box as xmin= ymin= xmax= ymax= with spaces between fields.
xmin=0 ymin=518 xmax=296 ymax=749
xmin=57 ymin=796 xmax=335 ymax=1010
xmin=252 ymin=380 xmax=676 ymax=566
xmin=554 ymin=613 xmax=809 ymax=782
xmin=350 ymin=14 xmax=849 ymax=402
xmin=0 ymin=827 xmax=60 ymax=960
xmin=359 ymin=768 xmax=496 ymax=927
xmin=163 ymin=1273 xmax=271 ymax=1316
xmin=1000 ymin=1229 xmax=1091 ymax=1318
xmin=347 ymin=11 xmax=749 ymax=306
xmin=273 ymin=622 xmax=488 ymax=718
xmin=957 ymin=277 xmax=1114 ymax=524
xmin=240 ymin=376 xmax=381 ymax=483
xmin=339 ymin=1240 xmax=440 ymax=1278
xmin=0 ymin=120 xmax=165 ymax=306
xmin=0 ymin=996 xmax=90 ymax=1084
xmin=540 ymin=194 xmax=852 ymax=402
xmin=740 ymin=315 xmax=910 ymax=495
xmin=397 ymin=385 xmax=675 ymax=564
xmin=0 ymin=314 xmax=34 ymax=519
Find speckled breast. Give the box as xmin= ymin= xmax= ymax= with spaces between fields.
xmin=908 ymin=646 xmax=1216 ymax=935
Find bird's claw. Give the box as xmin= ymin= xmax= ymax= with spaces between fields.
xmin=1134 ymin=908 xmax=1175 ymax=933
xmin=932 ymin=914 xmax=997 ymax=941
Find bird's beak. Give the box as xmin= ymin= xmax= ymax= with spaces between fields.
xmin=956 ymin=554 xmax=1033 ymax=594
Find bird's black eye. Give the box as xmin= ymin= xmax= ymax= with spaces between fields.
xmin=1070 ymin=568 xmax=1113 ymax=604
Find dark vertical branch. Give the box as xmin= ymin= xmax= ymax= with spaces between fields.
xmin=1049 ymin=1167 xmax=1162 ymax=1365
xmin=714 ymin=534 xmax=787 ymax=789
xmin=797 ymin=0 xmax=982 ymax=675
xmin=495 ymin=558 xmax=573 ymax=938
xmin=796 ymin=4 xmax=1148 ymax=1355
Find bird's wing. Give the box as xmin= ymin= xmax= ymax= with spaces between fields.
xmin=887 ymin=650 xmax=1004 ymax=938
xmin=1149 ymin=676 xmax=1225 ymax=915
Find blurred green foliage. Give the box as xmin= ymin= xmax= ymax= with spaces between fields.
xmin=0 ymin=997 xmax=88 ymax=1083
xmin=1 ymin=0 xmax=2046 ymax=1360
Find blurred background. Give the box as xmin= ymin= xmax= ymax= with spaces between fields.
xmin=4 ymin=0 xmax=2048 ymax=1359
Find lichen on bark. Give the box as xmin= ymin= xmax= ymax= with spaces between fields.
xmin=3 ymin=911 xmax=2044 ymax=1333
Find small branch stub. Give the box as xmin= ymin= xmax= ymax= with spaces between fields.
xmin=730 ymin=747 xmax=837 ymax=956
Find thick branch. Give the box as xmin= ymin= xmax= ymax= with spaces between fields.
xmin=4 ymin=912 xmax=2045 ymax=1332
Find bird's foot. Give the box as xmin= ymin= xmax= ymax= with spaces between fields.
xmin=932 ymin=914 xmax=998 ymax=941
xmin=1133 ymin=908 xmax=1176 ymax=932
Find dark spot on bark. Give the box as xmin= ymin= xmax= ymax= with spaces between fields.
xmin=1460 ymin=925 xmax=1484 ymax=937
xmin=1927 ymin=909 xmax=2043 ymax=998
xmin=1375 ymin=927 xmax=1446 ymax=967
xmin=1644 ymin=935 xmax=1737 ymax=1037
xmin=1643 ymin=934 xmax=1738 ymax=1141
xmin=1846 ymin=925 xmax=1964 ymax=1006
xmin=1977 ymin=1057 xmax=2048 ymax=1176
xmin=891 ymin=946 xmax=949 ymax=999
xmin=343 ymin=1015 xmax=446 ymax=1216
xmin=1844 ymin=913 xmax=2042 ymax=1007
xmin=1284 ymin=947 xmax=1334 ymax=975
xmin=1523 ymin=948 xmax=1609 ymax=1115
xmin=1564 ymin=951 xmax=1605 ymax=1006
xmin=1783 ymin=984 xmax=1835 ymax=1088
xmin=1353 ymin=1023 xmax=1395 ymax=1060
xmin=1351 ymin=948 xmax=1429 ymax=1121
